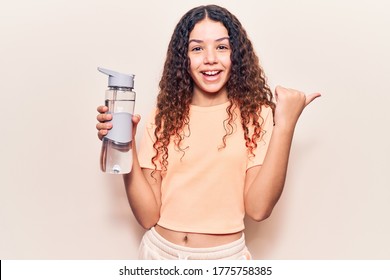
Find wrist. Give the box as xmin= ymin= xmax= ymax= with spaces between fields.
xmin=273 ymin=122 xmax=296 ymax=135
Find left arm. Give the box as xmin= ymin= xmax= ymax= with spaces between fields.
xmin=244 ymin=86 xmax=321 ymax=221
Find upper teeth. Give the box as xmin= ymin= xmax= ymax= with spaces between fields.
xmin=204 ymin=71 xmax=219 ymax=75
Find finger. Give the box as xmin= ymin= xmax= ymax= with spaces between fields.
xmin=97 ymin=105 xmax=108 ymax=113
xmin=96 ymin=113 xmax=112 ymax=122
xmin=132 ymin=114 xmax=141 ymax=124
xmin=305 ymin=92 xmax=321 ymax=106
xmin=98 ymin=130 xmax=108 ymax=140
xmin=274 ymin=85 xmax=283 ymax=100
xmin=96 ymin=122 xmax=112 ymax=131
xmin=274 ymin=85 xmax=285 ymax=94
xmin=132 ymin=114 xmax=141 ymax=130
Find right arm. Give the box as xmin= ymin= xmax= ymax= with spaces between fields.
xmin=96 ymin=106 xmax=162 ymax=229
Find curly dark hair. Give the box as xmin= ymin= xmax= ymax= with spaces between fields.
xmin=152 ymin=5 xmax=275 ymax=172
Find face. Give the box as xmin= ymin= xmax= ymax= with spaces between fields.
xmin=188 ymin=18 xmax=232 ymax=105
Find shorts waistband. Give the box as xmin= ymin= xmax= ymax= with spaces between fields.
xmin=142 ymin=227 xmax=247 ymax=260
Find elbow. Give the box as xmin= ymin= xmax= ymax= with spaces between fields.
xmin=137 ymin=212 xmax=160 ymax=230
xmin=139 ymin=217 xmax=158 ymax=230
xmin=247 ymin=208 xmax=273 ymax=222
xmin=140 ymin=221 xmax=157 ymax=230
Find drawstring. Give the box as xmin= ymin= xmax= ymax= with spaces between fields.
xmin=177 ymin=253 xmax=190 ymax=260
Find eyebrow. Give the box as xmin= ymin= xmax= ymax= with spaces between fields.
xmin=188 ymin=37 xmax=230 ymax=44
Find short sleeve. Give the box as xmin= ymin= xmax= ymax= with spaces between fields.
xmin=246 ymin=106 xmax=274 ymax=169
xmin=137 ymin=109 xmax=162 ymax=170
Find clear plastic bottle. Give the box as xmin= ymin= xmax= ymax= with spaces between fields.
xmin=98 ymin=67 xmax=136 ymax=174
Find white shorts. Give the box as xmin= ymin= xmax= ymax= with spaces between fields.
xmin=138 ymin=227 xmax=252 ymax=260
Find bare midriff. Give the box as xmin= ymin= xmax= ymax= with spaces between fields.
xmin=155 ymin=225 xmax=243 ymax=248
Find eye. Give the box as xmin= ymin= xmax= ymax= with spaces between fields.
xmin=217 ymin=45 xmax=229 ymax=50
xmin=190 ymin=46 xmax=202 ymax=52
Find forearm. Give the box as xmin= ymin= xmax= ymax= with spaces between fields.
xmin=244 ymin=86 xmax=320 ymax=221
xmin=123 ymin=142 xmax=160 ymax=229
xmin=245 ymin=125 xmax=295 ymax=221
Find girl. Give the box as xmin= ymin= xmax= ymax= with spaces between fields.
xmin=96 ymin=5 xmax=320 ymax=260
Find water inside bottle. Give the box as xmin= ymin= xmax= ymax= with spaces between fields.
xmin=100 ymin=138 xmax=132 ymax=174
xmin=101 ymin=95 xmax=134 ymax=174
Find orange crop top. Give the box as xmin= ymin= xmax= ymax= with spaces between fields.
xmin=138 ymin=102 xmax=274 ymax=234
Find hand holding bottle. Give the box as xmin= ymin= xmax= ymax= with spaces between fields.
xmin=96 ymin=105 xmax=112 ymax=140
xmin=96 ymin=105 xmax=141 ymax=142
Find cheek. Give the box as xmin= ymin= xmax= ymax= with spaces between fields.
xmin=223 ymin=56 xmax=232 ymax=69
xmin=188 ymin=63 xmax=197 ymax=79
xmin=189 ymin=55 xmax=202 ymax=70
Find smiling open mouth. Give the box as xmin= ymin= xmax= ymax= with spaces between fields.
xmin=202 ymin=70 xmax=221 ymax=76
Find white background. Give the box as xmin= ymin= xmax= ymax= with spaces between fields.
xmin=1 ymin=0 xmax=389 ymax=259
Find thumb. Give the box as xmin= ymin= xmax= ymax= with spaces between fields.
xmin=305 ymin=92 xmax=321 ymax=107
xmin=132 ymin=114 xmax=141 ymax=125
xmin=132 ymin=114 xmax=141 ymax=138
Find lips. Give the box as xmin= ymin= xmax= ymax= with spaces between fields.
xmin=201 ymin=70 xmax=223 ymax=82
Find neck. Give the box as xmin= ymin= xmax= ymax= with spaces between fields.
xmin=191 ymin=88 xmax=228 ymax=107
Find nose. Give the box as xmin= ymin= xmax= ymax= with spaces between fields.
xmin=203 ymin=48 xmax=217 ymax=64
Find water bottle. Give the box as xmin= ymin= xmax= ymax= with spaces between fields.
xmin=98 ymin=67 xmax=136 ymax=174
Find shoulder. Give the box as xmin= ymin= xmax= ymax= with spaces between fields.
xmin=236 ymin=104 xmax=273 ymax=121
xmin=259 ymin=105 xmax=273 ymax=119
xmin=144 ymin=108 xmax=158 ymax=129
